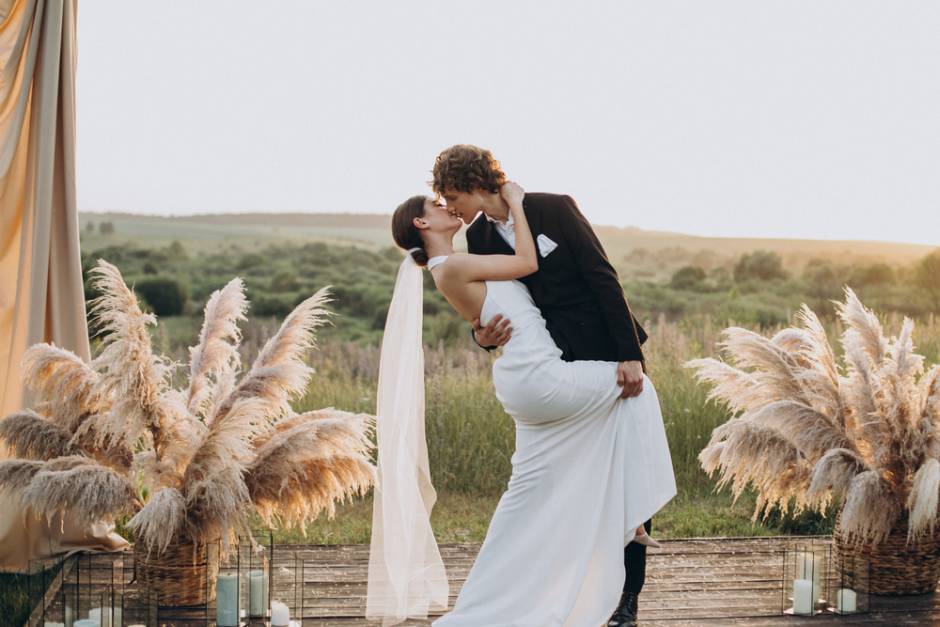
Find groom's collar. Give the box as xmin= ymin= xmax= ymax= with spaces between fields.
xmin=483 ymin=211 xmax=514 ymax=226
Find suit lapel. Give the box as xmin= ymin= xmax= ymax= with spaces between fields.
xmin=479 ymin=215 xmax=515 ymax=255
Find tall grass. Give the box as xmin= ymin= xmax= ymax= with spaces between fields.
xmin=288 ymin=315 xmax=733 ymax=499
xmin=144 ymin=311 xmax=940 ymax=540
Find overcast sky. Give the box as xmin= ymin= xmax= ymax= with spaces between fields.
xmin=75 ymin=1 xmax=940 ymax=245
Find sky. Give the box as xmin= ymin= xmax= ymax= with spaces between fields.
xmin=75 ymin=1 xmax=940 ymax=245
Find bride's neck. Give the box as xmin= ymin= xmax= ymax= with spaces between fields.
xmin=423 ymin=234 xmax=454 ymax=259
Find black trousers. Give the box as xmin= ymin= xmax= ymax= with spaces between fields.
xmin=623 ymin=518 xmax=652 ymax=593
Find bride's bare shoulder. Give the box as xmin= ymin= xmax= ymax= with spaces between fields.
xmin=439 ymin=252 xmax=472 ymax=270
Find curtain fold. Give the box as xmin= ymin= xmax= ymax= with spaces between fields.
xmin=0 ymin=0 xmax=126 ymax=572
xmin=1 ymin=0 xmax=90 ymax=416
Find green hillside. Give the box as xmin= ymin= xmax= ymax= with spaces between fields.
xmin=80 ymin=211 xmax=934 ymax=283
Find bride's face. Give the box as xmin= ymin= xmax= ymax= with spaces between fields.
xmin=440 ymin=190 xmax=486 ymax=225
xmin=417 ymin=197 xmax=462 ymax=235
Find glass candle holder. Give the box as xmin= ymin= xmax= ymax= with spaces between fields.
xmin=781 ymin=540 xmax=830 ymax=616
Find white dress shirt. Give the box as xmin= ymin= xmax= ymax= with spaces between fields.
xmin=485 ymin=212 xmax=516 ymax=250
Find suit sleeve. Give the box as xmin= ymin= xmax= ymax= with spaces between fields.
xmin=555 ymin=195 xmax=646 ymax=362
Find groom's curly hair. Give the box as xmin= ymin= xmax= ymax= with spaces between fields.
xmin=431 ymin=144 xmax=507 ymax=195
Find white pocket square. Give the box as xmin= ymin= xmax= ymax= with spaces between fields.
xmin=537 ymin=234 xmax=558 ymax=257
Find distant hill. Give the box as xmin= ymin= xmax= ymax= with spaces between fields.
xmin=79 ymin=211 xmax=935 ymax=280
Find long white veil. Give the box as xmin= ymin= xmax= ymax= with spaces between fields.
xmin=366 ymin=252 xmax=449 ymax=625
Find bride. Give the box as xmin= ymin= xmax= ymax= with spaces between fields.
xmin=366 ymin=182 xmax=676 ymax=627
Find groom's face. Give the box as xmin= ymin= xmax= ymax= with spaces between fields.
xmin=441 ymin=190 xmax=485 ymax=225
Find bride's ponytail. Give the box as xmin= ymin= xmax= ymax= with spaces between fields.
xmin=391 ymin=195 xmax=430 ymax=267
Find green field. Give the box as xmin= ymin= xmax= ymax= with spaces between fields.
xmin=72 ymin=211 xmax=940 ymax=544
xmin=4 ymin=211 xmax=937 ymax=624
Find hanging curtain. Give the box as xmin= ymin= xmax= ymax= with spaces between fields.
xmin=0 ymin=0 xmax=126 ymax=572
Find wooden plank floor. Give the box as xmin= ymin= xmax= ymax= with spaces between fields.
xmin=30 ymin=537 xmax=940 ymax=626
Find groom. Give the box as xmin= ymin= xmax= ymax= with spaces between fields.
xmin=432 ymin=144 xmax=651 ymax=626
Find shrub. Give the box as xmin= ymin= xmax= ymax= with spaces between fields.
xmin=671 ymin=266 xmax=707 ymax=291
xmin=135 ymin=277 xmax=188 ymax=316
xmin=733 ymin=250 xmax=788 ymax=282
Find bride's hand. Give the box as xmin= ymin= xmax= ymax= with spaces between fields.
xmin=500 ymin=181 xmax=525 ymax=207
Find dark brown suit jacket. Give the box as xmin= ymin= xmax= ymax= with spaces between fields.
xmin=466 ymin=192 xmax=647 ymax=363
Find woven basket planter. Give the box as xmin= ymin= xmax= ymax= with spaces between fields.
xmin=134 ymin=538 xmax=221 ymax=607
xmin=834 ymin=512 xmax=940 ymax=596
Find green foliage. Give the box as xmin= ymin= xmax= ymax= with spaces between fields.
xmin=915 ymin=249 xmax=940 ymax=304
xmin=670 ymin=265 xmax=707 ymax=291
xmin=135 ymin=276 xmax=188 ymax=316
xmin=98 ymin=221 xmax=115 ymax=235
xmin=733 ymin=250 xmax=788 ymax=282
xmin=270 ymin=271 xmax=299 ymax=292
xmin=849 ymin=262 xmax=894 ymax=287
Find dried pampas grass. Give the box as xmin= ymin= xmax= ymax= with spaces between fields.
xmin=246 ymin=409 xmax=375 ymax=530
xmin=128 ymin=487 xmax=186 ymax=554
xmin=0 ymin=260 xmax=374 ymax=554
xmin=0 ymin=410 xmax=77 ymax=460
xmin=687 ymin=287 xmax=940 ymax=545
xmin=19 ymin=456 xmax=137 ymax=528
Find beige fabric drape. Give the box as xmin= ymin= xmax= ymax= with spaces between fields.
xmin=0 ymin=0 xmax=126 ymax=572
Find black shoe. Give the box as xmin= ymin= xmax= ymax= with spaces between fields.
xmin=606 ymin=590 xmax=639 ymax=626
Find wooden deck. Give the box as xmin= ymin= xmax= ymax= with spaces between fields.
xmin=27 ymin=537 xmax=940 ymax=626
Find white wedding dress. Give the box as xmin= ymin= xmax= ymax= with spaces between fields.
xmin=429 ymin=257 xmax=677 ymax=627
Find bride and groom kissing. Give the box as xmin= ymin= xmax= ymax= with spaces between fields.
xmin=366 ymin=144 xmax=676 ymax=627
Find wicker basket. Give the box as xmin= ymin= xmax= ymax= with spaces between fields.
xmin=134 ymin=538 xmax=221 ymax=607
xmin=834 ymin=512 xmax=940 ymax=596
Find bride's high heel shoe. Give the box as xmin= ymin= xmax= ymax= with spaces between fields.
xmin=633 ymin=528 xmax=661 ymax=549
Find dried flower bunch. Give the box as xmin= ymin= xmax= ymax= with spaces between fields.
xmin=686 ymin=288 xmax=940 ymax=545
xmin=0 ymin=260 xmax=375 ymax=553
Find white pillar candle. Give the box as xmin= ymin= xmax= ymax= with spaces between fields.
xmin=792 ymin=578 xmax=814 ymax=615
xmin=271 ymin=600 xmax=290 ymax=626
xmin=248 ymin=569 xmax=269 ymax=616
xmin=216 ymin=574 xmax=240 ymax=626
xmin=88 ymin=608 xmax=110 ymax=627
xmin=64 ymin=605 xmax=74 ymax=627
xmin=836 ymin=588 xmax=857 ymax=613
xmin=73 ymin=620 xmax=100 ymax=627
xmin=796 ymin=551 xmax=823 ymax=600
xmin=43 ymin=623 xmax=65 ymax=627
xmin=112 ymin=606 xmax=121 ymax=627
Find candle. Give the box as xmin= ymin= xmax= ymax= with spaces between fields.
xmin=836 ymin=588 xmax=857 ymax=613
xmin=248 ymin=569 xmax=269 ymax=616
xmin=796 ymin=551 xmax=823 ymax=601
xmin=271 ymin=600 xmax=290 ymax=626
xmin=64 ymin=605 xmax=74 ymax=627
xmin=89 ymin=608 xmax=109 ymax=627
xmin=73 ymin=620 xmax=100 ymax=627
xmin=792 ymin=578 xmax=814 ymax=615
xmin=43 ymin=623 xmax=65 ymax=627
xmin=216 ymin=574 xmax=240 ymax=626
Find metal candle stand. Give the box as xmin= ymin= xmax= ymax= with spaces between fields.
xmin=27 ymin=530 xmax=293 ymax=626
xmin=780 ymin=538 xmax=870 ymax=618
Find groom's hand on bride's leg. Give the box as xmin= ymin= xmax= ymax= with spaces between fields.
xmin=472 ymin=315 xmax=512 ymax=349
xmin=616 ymin=361 xmax=644 ymax=399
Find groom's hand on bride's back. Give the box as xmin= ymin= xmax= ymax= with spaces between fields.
xmin=617 ymin=360 xmax=644 ymax=398
xmin=473 ymin=315 xmax=512 ymax=350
